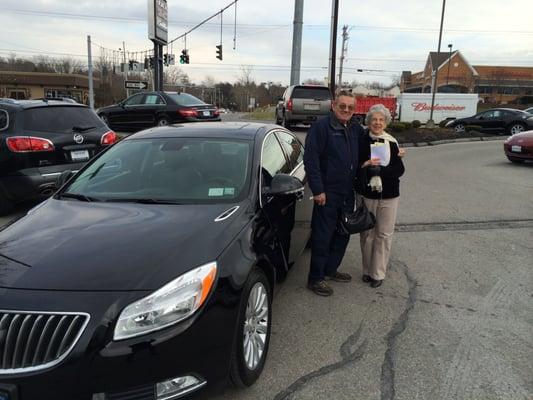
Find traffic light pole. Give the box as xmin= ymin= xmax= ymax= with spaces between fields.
xmin=153 ymin=41 xmax=164 ymax=91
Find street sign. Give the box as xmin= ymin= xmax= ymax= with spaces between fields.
xmin=125 ymin=81 xmax=149 ymax=90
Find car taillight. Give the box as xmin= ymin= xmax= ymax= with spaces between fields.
xmin=287 ymin=99 xmax=293 ymax=111
xmin=6 ymin=136 xmax=54 ymax=152
xmin=101 ymin=130 xmax=118 ymax=145
xmin=178 ymin=108 xmax=198 ymax=117
xmin=214 ymin=109 xmax=220 ymax=117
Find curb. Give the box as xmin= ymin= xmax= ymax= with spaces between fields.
xmin=401 ymin=136 xmax=506 ymax=148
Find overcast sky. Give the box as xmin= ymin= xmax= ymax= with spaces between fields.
xmin=1 ymin=0 xmax=532 ymax=86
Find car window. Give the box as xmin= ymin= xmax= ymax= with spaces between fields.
xmin=262 ymin=134 xmax=291 ymax=185
xmin=123 ymin=94 xmax=144 ymax=106
xmin=276 ymin=131 xmax=304 ymax=169
xmin=492 ymin=110 xmax=502 ymax=118
xmin=21 ymin=107 xmax=105 ymax=133
xmin=166 ymin=93 xmax=206 ymax=106
xmin=63 ymin=138 xmax=252 ymax=204
xmin=144 ymin=94 xmax=165 ymax=105
xmin=478 ymin=111 xmax=493 ymax=119
xmin=291 ymin=87 xmax=331 ymax=100
xmin=0 ymin=109 xmax=8 ymax=130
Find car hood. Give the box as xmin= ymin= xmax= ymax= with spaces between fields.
xmin=507 ymin=130 xmax=533 ymax=143
xmin=0 ymin=199 xmax=250 ymax=291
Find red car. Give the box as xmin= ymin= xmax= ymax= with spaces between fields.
xmin=503 ymin=130 xmax=533 ymax=163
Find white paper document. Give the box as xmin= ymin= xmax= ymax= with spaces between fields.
xmin=370 ymin=142 xmax=391 ymax=166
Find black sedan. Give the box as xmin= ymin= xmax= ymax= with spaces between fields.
xmin=445 ymin=108 xmax=533 ymax=135
xmin=0 ymin=98 xmax=117 ymax=216
xmin=97 ymin=91 xmax=221 ymax=132
xmin=0 ymin=122 xmax=312 ymax=399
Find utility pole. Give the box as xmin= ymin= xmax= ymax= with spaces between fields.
xmin=338 ymin=25 xmax=348 ymax=89
xmin=428 ymin=0 xmax=447 ymax=127
xmin=327 ymin=0 xmax=339 ymax=95
xmin=122 ymin=41 xmax=128 ymax=97
xmin=86 ymin=35 xmax=94 ymax=109
xmin=290 ymin=0 xmax=304 ymax=86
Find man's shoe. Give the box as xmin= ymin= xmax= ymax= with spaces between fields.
xmin=325 ymin=271 xmax=352 ymax=282
xmin=370 ymin=279 xmax=383 ymax=288
xmin=307 ymin=280 xmax=333 ymax=296
xmin=362 ymin=274 xmax=372 ymax=283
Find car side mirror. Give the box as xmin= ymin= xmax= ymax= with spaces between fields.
xmin=56 ymin=170 xmax=74 ymax=188
xmin=263 ymin=174 xmax=304 ymax=197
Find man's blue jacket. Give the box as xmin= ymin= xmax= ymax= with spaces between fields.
xmin=303 ymin=112 xmax=364 ymax=197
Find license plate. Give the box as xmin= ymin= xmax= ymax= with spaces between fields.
xmin=71 ymin=149 xmax=90 ymax=162
xmin=202 ymin=111 xmax=211 ymax=116
xmin=304 ymin=104 xmax=320 ymax=111
xmin=511 ymin=145 xmax=522 ymax=153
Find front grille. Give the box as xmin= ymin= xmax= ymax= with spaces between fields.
xmin=0 ymin=310 xmax=89 ymax=373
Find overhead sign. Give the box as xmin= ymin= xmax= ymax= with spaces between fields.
xmin=148 ymin=0 xmax=168 ymax=45
xmin=125 ymin=81 xmax=149 ymax=90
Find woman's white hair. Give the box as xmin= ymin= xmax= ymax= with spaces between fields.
xmin=365 ymin=104 xmax=392 ymax=126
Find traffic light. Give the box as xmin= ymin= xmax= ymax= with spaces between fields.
xmin=216 ymin=44 xmax=223 ymax=61
xmin=144 ymin=57 xmax=149 ymax=70
xmin=163 ymin=54 xmax=168 ymax=66
xmin=128 ymin=60 xmax=134 ymax=71
xmin=180 ymin=49 xmax=189 ymax=64
xmin=149 ymin=57 xmax=154 ymax=69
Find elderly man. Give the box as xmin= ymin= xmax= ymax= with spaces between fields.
xmin=303 ymin=90 xmax=363 ymax=296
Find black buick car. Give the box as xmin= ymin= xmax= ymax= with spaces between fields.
xmin=0 ymin=99 xmax=118 ymax=215
xmin=96 ymin=91 xmax=221 ymax=132
xmin=0 ymin=122 xmax=312 ymax=399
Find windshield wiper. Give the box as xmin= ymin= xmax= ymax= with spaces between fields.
xmin=58 ymin=192 xmax=100 ymax=202
xmin=72 ymin=125 xmax=96 ymax=132
xmin=105 ymin=198 xmax=182 ymax=204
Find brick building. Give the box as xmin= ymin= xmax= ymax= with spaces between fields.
xmin=400 ymin=51 xmax=533 ymax=104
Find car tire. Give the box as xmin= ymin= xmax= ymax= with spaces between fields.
xmin=454 ymin=123 xmax=465 ymax=133
xmin=282 ymin=114 xmax=291 ymax=129
xmin=0 ymin=192 xmax=13 ymax=217
xmin=508 ymin=123 xmax=526 ymax=135
xmin=230 ymin=266 xmax=272 ymax=388
xmin=157 ymin=117 xmax=171 ymax=127
xmin=507 ymin=156 xmax=524 ymax=164
xmin=275 ymin=110 xmax=282 ymax=125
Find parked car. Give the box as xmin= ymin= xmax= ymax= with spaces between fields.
xmin=275 ymin=85 xmax=332 ymax=128
xmin=523 ymin=106 xmax=533 ymax=115
xmin=0 ymin=122 xmax=313 ymax=399
xmin=445 ymin=108 xmax=533 ymax=135
xmin=0 ymin=98 xmax=117 ymax=215
xmin=503 ymin=129 xmax=533 ymax=163
xmin=97 ymin=91 xmax=221 ymax=131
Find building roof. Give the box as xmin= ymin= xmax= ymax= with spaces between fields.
xmin=0 ymin=71 xmax=99 ymax=89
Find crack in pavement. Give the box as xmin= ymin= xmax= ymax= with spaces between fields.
xmin=380 ymin=259 xmax=418 ymax=400
xmin=395 ymin=219 xmax=533 ymax=232
xmin=273 ymin=322 xmax=367 ymax=400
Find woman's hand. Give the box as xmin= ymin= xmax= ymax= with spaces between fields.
xmin=362 ymin=158 xmax=381 ymax=167
xmin=313 ymin=193 xmax=326 ymax=206
xmin=398 ymin=148 xmax=406 ymax=158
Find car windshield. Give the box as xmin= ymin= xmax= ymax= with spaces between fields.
xmin=63 ymin=137 xmax=252 ymax=204
xmin=22 ymin=106 xmax=105 ymax=133
xmin=166 ymin=93 xmax=207 ymax=106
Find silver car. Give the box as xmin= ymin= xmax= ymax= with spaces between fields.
xmin=275 ymin=85 xmax=332 ymax=128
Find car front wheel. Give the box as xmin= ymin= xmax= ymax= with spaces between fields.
xmin=230 ymin=267 xmax=272 ymax=387
xmin=454 ymin=123 xmax=465 ymax=133
xmin=508 ymin=123 xmax=525 ymax=135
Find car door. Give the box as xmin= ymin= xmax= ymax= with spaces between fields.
xmin=139 ymin=93 xmax=167 ymax=127
xmin=275 ymin=130 xmax=312 ymax=263
xmin=113 ymin=93 xmax=145 ymax=130
xmin=474 ymin=110 xmax=497 ymax=132
xmin=260 ymin=131 xmax=296 ymax=271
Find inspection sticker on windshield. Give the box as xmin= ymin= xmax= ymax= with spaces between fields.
xmin=208 ymin=188 xmax=224 ymax=196
xmin=224 ymin=187 xmax=235 ymax=195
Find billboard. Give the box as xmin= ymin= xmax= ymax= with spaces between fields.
xmin=148 ymin=0 xmax=168 ymax=45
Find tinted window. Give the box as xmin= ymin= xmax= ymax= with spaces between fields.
xmin=167 ymin=93 xmax=206 ymax=106
xmin=0 ymin=109 xmax=8 ymax=130
xmin=123 ymin=94 xmax=144 ymax=106
xmin=64 ymin=138 xmax=252 ymax=204
xmin=144 ymin=94 xmax=165 ymax=105
xmin=22 ymin=107 xmax=105 ymax=133
xmin=291 ymin=87 xmax=331 ymax=100
xmin=276 ymin=131 xmax=304 ymax=168
xmin=262 ymin=134 xmax=290 ymax=182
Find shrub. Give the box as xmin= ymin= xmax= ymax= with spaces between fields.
xmin=402 ymin=121 xmax=412 ymax=129
xmin=439 ymin=120 xmax=449 ymax=128
xmin=388 ymin=122 xmax=407 ymax=132
xmin=465 ymin=125 xmax=483 ymax=132
xmin=412 ymin=120 xmax=421 ymax=128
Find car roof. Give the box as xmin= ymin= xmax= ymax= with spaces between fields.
xmin=484 ymin=107 xmax=526 ymax=113
xmin=124 ymin=122 xmax=279 ymax=141
xmin=0 ymin=98 xmax=86 ymax=110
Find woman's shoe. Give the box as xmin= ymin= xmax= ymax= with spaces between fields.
xmin=362 ymin=274 xmax=372 ymax=283
xmin=370 ymin=279 xmax=383 ymax=288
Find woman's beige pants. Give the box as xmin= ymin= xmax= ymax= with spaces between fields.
xmin=360 ymin=197 xmax=399 ymax=280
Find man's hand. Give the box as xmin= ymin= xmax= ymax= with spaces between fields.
xmin=313 ymin=193 xmax=326 ymax=206
xmin=362 ymin=157 xmax=381 ymax=167
xmin=398 ymin=148 xmax=406 ymax=158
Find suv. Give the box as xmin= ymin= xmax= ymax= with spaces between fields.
xmin=0 ymin=98 xmax=117 ymax=215
xmin=275 ymin=85 xmax=332 ymax=128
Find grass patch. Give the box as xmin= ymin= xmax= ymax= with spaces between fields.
xmin=248 ymin=106 xmax=276 ymax=121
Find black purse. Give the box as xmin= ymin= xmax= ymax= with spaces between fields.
xmin=338 ymin=194 xmax=376 ymax=235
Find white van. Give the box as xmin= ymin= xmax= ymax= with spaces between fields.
xmin=398 ymin=93 xmax=479 ymax=123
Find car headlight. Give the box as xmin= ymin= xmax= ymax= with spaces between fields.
xmin=445 ymin=120 xmax=454 ymax=127
xmin=113 ymin=261 xmax=217 ymax=340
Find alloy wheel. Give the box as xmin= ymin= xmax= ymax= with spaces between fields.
xmin=454 ymin=123 xmax=465 ymax=133
xmin=243 ymin=282 xmax=269 ymax=371
xmin=509 ymin=124 xmax=525 ymax=135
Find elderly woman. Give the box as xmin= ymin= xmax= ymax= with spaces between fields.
xmin=356 ymin=104 xmax=405 ymax=288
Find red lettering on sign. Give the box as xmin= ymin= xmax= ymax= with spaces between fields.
xmin=411 ymin=102 xmax=466 ymax=111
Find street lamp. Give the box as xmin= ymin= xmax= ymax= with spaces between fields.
xmin=446 ymin=43 xmax=453 ymax=88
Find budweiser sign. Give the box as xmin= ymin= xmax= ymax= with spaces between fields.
xmin=411 ymin=102 xmax=466 ymax=111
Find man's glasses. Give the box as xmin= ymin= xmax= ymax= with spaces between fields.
xmin=337 ymin=104 xmax=355 ymax=111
